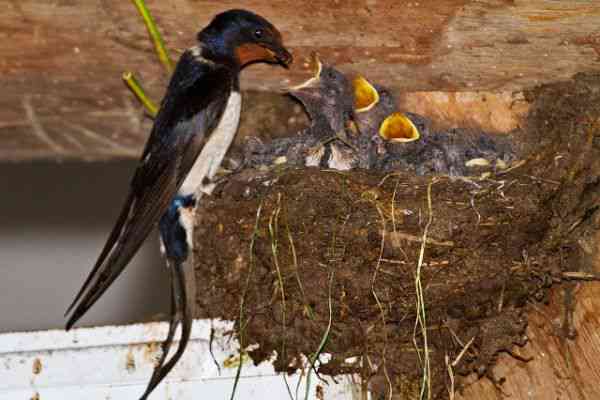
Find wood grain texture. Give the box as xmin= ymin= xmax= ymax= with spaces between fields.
xmin=1 ymin=0 xmax=600 ymax=160
xmin=457 ymin=288 xmax=600 ymax=400
xmin=458 ymin=233 xmax=600 ymax=400
xmin=2 ymin=2 xmax=600 ymax=398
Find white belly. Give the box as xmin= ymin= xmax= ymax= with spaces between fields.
xmin=180 ymin=91 xmax=242 ymax=197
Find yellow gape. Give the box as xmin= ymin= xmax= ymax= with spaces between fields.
xmin=379 ymin=112 xmax=420 ymax=143
xmin=352 ymin=76 xmax=379 ymax=112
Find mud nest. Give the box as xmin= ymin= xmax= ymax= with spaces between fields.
xmin=193 ymin=72 xmax=600 ymax=398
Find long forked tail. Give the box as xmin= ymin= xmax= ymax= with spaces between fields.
xmin=65 ymin=212 xmax=157 ymax=330
xmin=139 ymin=254 xmax=197 ymax=400
xmin=65 ymin=193 xmax=136 ymax=318
xmin=64 ymin=192 xmax=154 ymax=330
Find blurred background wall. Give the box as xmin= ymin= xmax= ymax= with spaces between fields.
xmin=0 ymin=161 xmax=168 ymax=332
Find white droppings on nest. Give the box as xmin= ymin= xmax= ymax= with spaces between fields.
xmin=496 ymin=159 xmax=508 ymax=170
xmin=261 ymin=178 xmax=279 ymax=187
xmin=273 ymin=156 xmax=288 ymax=165
xmin=465 ymin=158 xmax=491 ymax=168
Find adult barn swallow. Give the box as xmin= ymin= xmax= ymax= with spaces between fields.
xmin=64 ymin=8 xmax=291 ymax=396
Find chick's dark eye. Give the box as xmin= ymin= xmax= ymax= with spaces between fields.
xmin=254 ymin=29 xmax=264 ymax=39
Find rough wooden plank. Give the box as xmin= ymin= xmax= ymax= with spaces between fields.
xmin=458 ymin=234 xmax=600 ymax=400
xmin=1 ymin=0 xmax=599 ymax=160
xmin=464 ymin=283 xmax=600 ymax=399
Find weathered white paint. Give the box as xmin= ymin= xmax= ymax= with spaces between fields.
xmin=0 ymin=319 xmax=362 ymax=399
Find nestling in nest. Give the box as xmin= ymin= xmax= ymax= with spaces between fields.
xmin=243 ymin=54 xmax=515 ymax=177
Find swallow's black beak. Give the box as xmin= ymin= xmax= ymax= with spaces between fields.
xmin=277 ymin=47 xmax=293 ymax=67
xmin=264 ymin=42 xmax=293 ymax=67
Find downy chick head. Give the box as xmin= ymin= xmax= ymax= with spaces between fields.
xmin=352 ymin=76 xmax=396 ymax=135
xmin=198 ymin=9 xmax=293 ymax=67
xmin=351 ymin=76 xmax=426 ymax=168
xmin=289 ymin=54 xmax=354 ymax=135
xmin=352 ymin=76 xmax=422 ymax=144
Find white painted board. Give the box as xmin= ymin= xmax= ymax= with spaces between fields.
xmin=0 ymin=319 xmax=362 ymax=400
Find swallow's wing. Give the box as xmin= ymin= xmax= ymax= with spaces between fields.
xmin=65 ymin=50 xmax=232 ymax=329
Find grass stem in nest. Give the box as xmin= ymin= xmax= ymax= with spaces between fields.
xmin=414 ymin=179 xmax=436 ymax=400
xmin=268 ymin=194 xmax=294 ymax=400
xmin=230 ymin=202 xmax=263 ymax=400
xmin=303 ymin=271 xmax=334 ymax=400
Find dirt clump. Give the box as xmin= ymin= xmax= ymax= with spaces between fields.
xmin=193 ymin=72 xmax=600 ymax=398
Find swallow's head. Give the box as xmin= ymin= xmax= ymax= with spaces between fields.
xmin=199 ymin=9 xmax=292 ymax=68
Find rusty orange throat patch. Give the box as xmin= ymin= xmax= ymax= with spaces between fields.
xmin=235 ymin=43 xmax=275 ymax=65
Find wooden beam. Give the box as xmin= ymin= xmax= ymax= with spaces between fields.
xmin=1 ymin=0 xmax=599 ymax=161
xmin=460 ymin=262 xmax=600 ymax=399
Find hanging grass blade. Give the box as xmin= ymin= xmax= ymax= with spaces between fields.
xmin=131 ymin=0 xmax=174 ymax=73
xmin=230 ymin=202 xmax=264 ymax=400
xmin=122 ymin=72 xmax=158 ymax=117
xmin=303 ymin=270 xmax=334 ymax=400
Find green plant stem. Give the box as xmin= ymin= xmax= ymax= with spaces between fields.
xmin=131 ymin=0 xmax=174 ymax=72
xmin=122 ymin=72 xmax=158 ymax=117
xmin=230 ymin=202 xmax=263 ymax=400
xmin=304 ymin=271 xmax=334 ymax=400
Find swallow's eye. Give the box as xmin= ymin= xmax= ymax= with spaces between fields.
xmin=254 ymin=29 xmax=264 ymax=39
